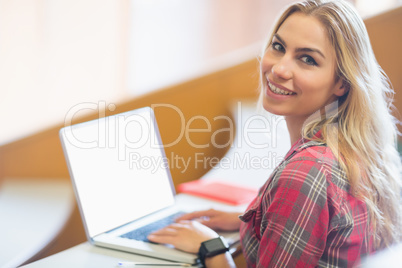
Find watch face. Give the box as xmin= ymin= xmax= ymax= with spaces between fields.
xmin=199 ymin=236 xmax=230 ymax=265
xmin=202 ymin=236 xmax=230 ymax=258
xmin=205 ymin=237 xmax=228 ymax=252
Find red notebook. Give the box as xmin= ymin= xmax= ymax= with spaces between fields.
xmin=178 ymin=180 xmax=258 ymax=205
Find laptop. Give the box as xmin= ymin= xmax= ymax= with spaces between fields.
xmin=59 ymin=107 xmax=239 ymax=264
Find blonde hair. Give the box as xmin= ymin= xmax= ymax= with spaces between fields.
xmin=259 ymin=0 xmax=402 ymax=249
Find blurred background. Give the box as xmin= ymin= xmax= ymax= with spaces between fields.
xmin=1 ymin=0 xmax=401 ymax=146
xmin=1 ymin=0 xmax=402 ymax=267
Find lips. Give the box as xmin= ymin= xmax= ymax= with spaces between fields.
xmin=268 ymin=81 xmax=296 ymax=95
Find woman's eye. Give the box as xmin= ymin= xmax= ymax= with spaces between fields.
xmin=272 ymin=42 xmax=285 ymax=52
xmin=300 ymin=55 xmax=317 ymax=66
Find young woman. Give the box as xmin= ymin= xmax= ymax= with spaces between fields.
xmin=148 ymin=0 xmax=402 ymax=267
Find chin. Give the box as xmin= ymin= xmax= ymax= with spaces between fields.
xmin=262 ymin=99 xmax=286 ymax=116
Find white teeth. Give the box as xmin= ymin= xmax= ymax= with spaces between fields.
xmin=268 ymin=82 xmax=294 ymax=95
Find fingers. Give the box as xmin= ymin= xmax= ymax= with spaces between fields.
xmin=176 ymin=209 xmax=218 ymax=222
xmin=178 ymin=210 xmax=242 ymax=231
xmin=175 ymin=209 xmax=233 ymax=230
xmin=149 ymin=222 xmax=189 ymax=236
xmin=147 ymin=223 xmax=184 ymax=245
xmin=196 ymin=217 xmax=219 ymax=228
xmin=147 ymin=221 xmax=216 ymax=254
xmin=147 ymin=233 xmax=173 ymax=245
xmin=149 ymin=226 xmax=178 ymax=236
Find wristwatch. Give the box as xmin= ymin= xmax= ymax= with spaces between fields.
xmin=198 ymin=236 xmax=230 ymax=266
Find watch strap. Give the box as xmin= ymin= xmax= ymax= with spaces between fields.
xmin=198 ymin=236 xmax=229 ymax=266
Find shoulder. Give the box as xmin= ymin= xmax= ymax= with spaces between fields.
xmin=279 ymin=141 xmax=339 ymax=176
xmin=271 ymin=141 xmax=347 ymax=197
xmin=291 ymin=140 xmax=338 ymax=166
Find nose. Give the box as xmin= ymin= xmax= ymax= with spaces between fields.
xmin=271 ymin=57 xmax=293 ymax=80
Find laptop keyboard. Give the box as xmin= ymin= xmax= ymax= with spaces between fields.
xmin=120 ymin=212 xmax=184 ymax=242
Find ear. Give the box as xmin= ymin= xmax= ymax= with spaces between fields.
xmin=333 ymin=79 xmax=349 ymax=97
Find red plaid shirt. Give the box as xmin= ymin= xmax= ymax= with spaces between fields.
xmin=239 ymin=134 xmax=373 ymax=267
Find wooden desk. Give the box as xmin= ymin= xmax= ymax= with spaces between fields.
xmin=0 ymin=178 xmax=74 ymax=268
xmin=22 ymin=242 xmax=189 ymax=268
xmin=17 ymin=182 xmax=402 ymax=268
xmin=22 ymin=194 xmax=244 ymax=268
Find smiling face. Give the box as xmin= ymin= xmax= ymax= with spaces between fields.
xmin=261 ymin=12 xmax=346 ymax=125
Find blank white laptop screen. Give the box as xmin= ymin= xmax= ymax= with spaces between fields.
xmin=60 ymin=107 xmax=175 ymax=238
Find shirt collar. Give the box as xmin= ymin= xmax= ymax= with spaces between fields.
xmin=284 ymin=129 xmax=325 ymax=160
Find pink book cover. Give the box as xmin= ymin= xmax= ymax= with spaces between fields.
xmin=178 ymin=180 xmax=258 ymax=205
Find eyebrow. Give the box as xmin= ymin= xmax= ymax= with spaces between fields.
xmin=273 ymin=34 xmax=326 ymax=59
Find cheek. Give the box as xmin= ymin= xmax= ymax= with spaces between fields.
xmin=260 ymin=54 xmax=274 ymax=74
xmin=296 ymin=75 xmax=315 ymax=91
xmin=297 ymin=72 xmax=330 ymax=94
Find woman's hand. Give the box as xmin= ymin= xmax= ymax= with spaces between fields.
xmin=147 ymin=220 xmax=218 ymax=253
xmin=176 ymin=209 xmax=242 ymax=231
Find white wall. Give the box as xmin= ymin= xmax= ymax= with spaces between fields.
xmin=0 ymin=0 xmax=129 ymax=145
xmin=1 ymin=0 xmax=400 ymax=146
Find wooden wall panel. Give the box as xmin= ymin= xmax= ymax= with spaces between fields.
xmin=0 ymin=59 xmax=260 ymax=187
xmin=365 ymin=6 xmax=402 ymax=130
xmin=0 ymin=59 xmax=260 ymax=262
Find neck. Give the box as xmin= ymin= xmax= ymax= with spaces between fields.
xmin=285 ymin=116 xmax=306 ymax=145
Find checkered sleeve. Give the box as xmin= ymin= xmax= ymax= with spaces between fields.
xmin=256 ymin=157 xmax=330 ymax=268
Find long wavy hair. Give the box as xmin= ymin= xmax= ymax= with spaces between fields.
xmin=259 ymin=0 xmax=402 ymax=249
